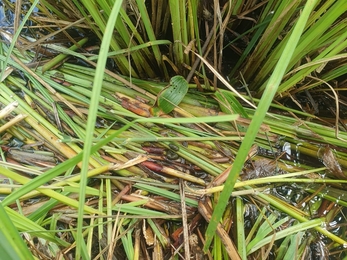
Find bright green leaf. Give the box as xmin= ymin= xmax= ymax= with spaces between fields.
xmin=157 ymin=75 xmax=189 ymax=114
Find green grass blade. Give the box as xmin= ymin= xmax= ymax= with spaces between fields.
xmin=119 ymin=223 xmax=135 ymax=260
xmin=0 ymin=165 xmax=102 ymax=215
xmin=133 ymin=183 xmax=198 ymax=207
xmin=229 ymin=12 xmax=273 ymax=77
xmin=76 ymin=2 xmax=124 ymax=259
xmin=215 ymin=90 xmax=248 ymax=118
xmin=0 ymin=203 xmax=34 ymax=260
xmin=256 ymin=192 xmax=347 ymax=246
xmin=135 ymin=0 xmax=163 ymax=68
xmin=236 ymin=198 xmax=246 ymax=259
xmin=88 ymin=40 xmax=171 ymax=61
xmin=203 ymin=0 xmax=319 ymax=252
xmin=168 ymin=0 xmax=185 ymax=71
xmin=113 ymin=204 xmax=166 ymax=216
xmin=283 ymin=233 xmax=304 ymax=260
xmin=242 ymin=0 xmax=301 ymax=85
xmin=275 ymin=236 xmax=291 ymax=260
xmin=41 ymin=37 xmax=89 ymax=73
xmin=247 ymin=219 xmax=322 ymax=254
xmin=77 ymin=0 xmax=137 ymax=76
xmin=255 ymin=0 xmax=346 ymax=93
xmin=247 ymin=213 xmax=289 ymax=251
xmin=5 ymin=206 xmax=69 ymax=247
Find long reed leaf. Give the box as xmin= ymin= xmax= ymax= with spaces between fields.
xmin=75 ymin=2 xmax=124 ymax=259
xmin=203 ymin=0 xmax=319 ymax=252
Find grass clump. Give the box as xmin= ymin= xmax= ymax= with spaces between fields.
xmin=0 ymin=0 xmax=347 ymax=259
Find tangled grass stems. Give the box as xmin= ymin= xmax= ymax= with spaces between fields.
xmin=1 ymin=0 xmax=347 ymax=258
